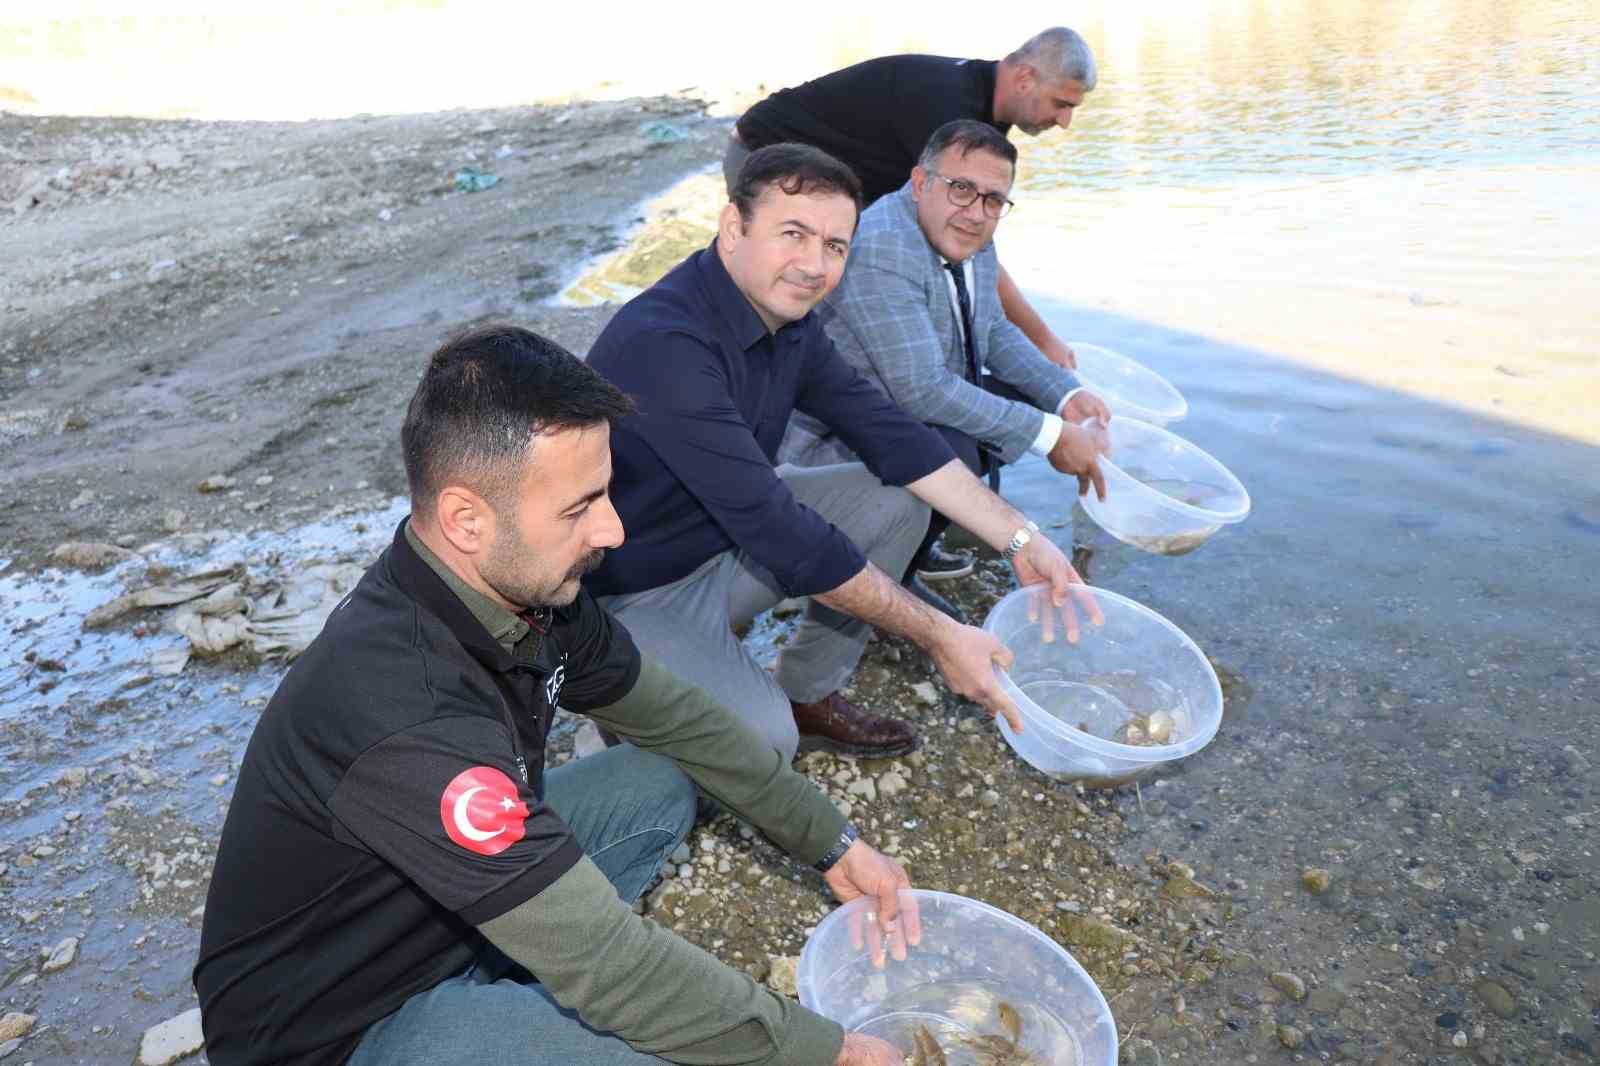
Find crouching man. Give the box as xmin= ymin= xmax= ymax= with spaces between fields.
xmin=193 ymin=325 xmax=907 ymax=1066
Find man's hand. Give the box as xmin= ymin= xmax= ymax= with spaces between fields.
xmin=837 ymin=1032 xmax=904 ymax=1066
xmin=1011 ymin=543 xmax=1104 ymax=645
xmin=824 ymin=840 xmax=919 ymax=966
xmin=1062 ymin=389 xmax=1110 ymax=427
xmin=1048 ymin=423 xmax=1108 ymax=501
xmin=925 ymin=621 xmax=1022 ymax=733
xmin=1038 ymin=334 xmax=1077 ymax=370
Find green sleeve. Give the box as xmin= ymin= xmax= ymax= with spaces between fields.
xmin=479 ymin=857 xmax=844 ymax=1065
xmin=585 ymin=657 xmax=849 ymax=865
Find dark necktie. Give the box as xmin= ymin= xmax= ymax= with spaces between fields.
xmin=944 ymin=261 xmax=980 ymax=384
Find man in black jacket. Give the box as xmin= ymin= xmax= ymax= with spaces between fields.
xmin=194 ymin=325 xmax=911 ymax=1066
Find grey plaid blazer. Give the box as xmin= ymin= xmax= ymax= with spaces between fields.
xmin=779 ymin=183 xmax=1079 ymax=469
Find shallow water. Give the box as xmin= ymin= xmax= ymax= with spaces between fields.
xmin=855 ymin=983 xmax=1085 ymax=1066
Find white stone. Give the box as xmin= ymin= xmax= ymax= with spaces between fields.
xmin=846 ymin=778 xmax=878 ymax=804
xmin=911 ymin=681 xmax=940 ymax=706
xmin=572 ymin=720 xmax=607 ymax=759
xmin=42 ymin=936 xmax=78 ymax=973
xmin=138 ymin=1007 xmax=204 ymax=1065
xmin=877 ymin=771 xmax=907 ymax=798
xmin=766 ymin=955 xmax=800 ymax=997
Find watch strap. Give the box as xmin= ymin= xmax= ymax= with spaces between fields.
xmin=813 ymin=822 xmax=859 ymax=873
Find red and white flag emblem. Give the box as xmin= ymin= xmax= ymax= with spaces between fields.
xmin=439 ymin=766 xmax=528 ymax=856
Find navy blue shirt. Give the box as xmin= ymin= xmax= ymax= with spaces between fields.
xmin=587 ymin=242 xmax=955 ymax=599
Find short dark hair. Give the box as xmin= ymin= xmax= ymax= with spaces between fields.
xmin=730 ymin=142 xmax=863 ymax=226
xmin=917 ymin=120 xmax=1019 ymax=172
xmin=401 ymin=324 xmax=635 ymax=516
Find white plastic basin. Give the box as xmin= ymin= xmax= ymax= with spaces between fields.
xmin=1068 ymin=342 xmax=1187 ymax=425
xmin=1079 ymin=416 xmax=1250 ymax=556
xmin=798 ymin=889 xmax=1117 ymax=1066
xmin=983 ymin=585 xmax=1223 ymax=785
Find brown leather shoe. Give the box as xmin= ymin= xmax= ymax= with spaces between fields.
xmin=792 ymin=692 xmax=919 ymax=758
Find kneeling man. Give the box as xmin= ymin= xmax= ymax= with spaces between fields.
xmin=781 ymin=120 xmax=1110 ymax=567
xmin=587 ymin=144 xmax=1086 ymax=763
xmin=195 ymin=325 xmax=910 ymax=1066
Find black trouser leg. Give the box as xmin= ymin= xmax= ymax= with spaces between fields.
xmin=907 ymin=375 xmax=1033 ymax=578
xmin=907 ymin=424 xmax=988 ymax=582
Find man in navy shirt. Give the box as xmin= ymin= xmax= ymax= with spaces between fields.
xmin=588 ymin=144 xmax=1089 ymax=761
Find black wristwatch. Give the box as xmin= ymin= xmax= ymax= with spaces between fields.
xmin=813 ymin=822 xmax=860 ymax=873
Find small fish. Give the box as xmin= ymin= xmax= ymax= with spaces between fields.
xmin=997 ymin=1001 xmax=1022 ymax=1044
xmin=910 ymin=1024 xmax=947 ymax=1066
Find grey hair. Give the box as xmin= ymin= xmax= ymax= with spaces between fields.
xmin=1006 ymin=27 xmax=1097 ymax=91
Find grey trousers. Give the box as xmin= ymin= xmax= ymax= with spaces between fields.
xmin=599 ymin=462 xmax=928 ymax=761
xmin=722 ymin=133 xmax=751 ymax=198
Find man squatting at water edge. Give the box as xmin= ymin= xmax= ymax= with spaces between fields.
xmin=195 ymin=325 xmax=928 ymax=1066
xmin=780 ymin=120 xmax=1113 ymax=570
xmin=586 ymin=143 xmax=1100 ymax=765
xmin=726 ymin=26 xmax=1103 ymax=604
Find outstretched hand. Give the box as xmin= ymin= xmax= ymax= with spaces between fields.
xmin=824 ymin=840 xmax=920 ymax=967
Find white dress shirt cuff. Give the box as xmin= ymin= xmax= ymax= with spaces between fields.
xmin=1056 ymin=387 xmax=1084 ymax=416
xmin=1029 ymin=411 xmax=1065 ymax=457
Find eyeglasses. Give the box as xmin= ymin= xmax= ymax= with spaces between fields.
xmin=925 ymin=170 xmax=1014 ymax=219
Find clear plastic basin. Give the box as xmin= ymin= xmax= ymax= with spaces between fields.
xmin=798 ymin=889 xmax=1117 ymax=1066
xmin=1068 ymin=342 xmax=1188 ymax=425
xmin=1079 ymin=416 xmax=1250 ymax=556
xmin=982 ymin=585 xmax=1223 ymax=785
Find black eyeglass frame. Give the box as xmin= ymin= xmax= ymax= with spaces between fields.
xmin=924 ymin=169 xmax=1015 ymax=219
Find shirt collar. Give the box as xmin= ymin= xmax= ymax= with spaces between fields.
xmin=696 ymin=238 xmax=792 ymax=352
xmin=402 ymin=520 xmax=530 ymax=654
xmin=385 ymin=518 xmax=517 ymax=672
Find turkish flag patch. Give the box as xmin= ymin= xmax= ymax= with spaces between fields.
xmin=439 ymin=766 xmax=529 ymax=856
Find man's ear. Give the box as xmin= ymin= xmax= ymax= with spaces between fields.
xmin=910 ymin=165 xmax=927 ymax=202
xmin=434 ymin=485 xmax=493 ymax=556
xmin=718 ymin=202 xmax=745 ymax=248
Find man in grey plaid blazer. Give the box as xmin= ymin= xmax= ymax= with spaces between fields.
xmin=780 ymin=120 xmax=1110 ymax=580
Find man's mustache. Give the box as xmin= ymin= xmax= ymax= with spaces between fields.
xmin=567 ymin=550 xmax=605 ymax=579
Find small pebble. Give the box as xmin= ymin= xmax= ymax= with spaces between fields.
xmin=1301 ymin=867 xmax=1332 ymax=895
xmin=1269 ymin=972 xmax=1307 ymax=1002
xmin=979 ymin=789 xmax=1000 ymax=808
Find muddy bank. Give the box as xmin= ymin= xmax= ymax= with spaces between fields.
xmin=0 ymin=96 xmax=718 ymax=570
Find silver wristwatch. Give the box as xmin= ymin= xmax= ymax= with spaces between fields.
xmin=1001 ymin=520 xmax=1040 ymax=561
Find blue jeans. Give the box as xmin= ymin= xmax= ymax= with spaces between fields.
xmin=347 ymin=744 xmax=697 ymax=1066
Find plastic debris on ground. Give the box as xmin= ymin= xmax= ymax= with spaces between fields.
xmin=84 ymin=560 xmax=366 ymax=667
xmin=453 ymin=166 xmax=500 ymax=192
xmin=640 ymin=120 xmax=688 ymax=143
